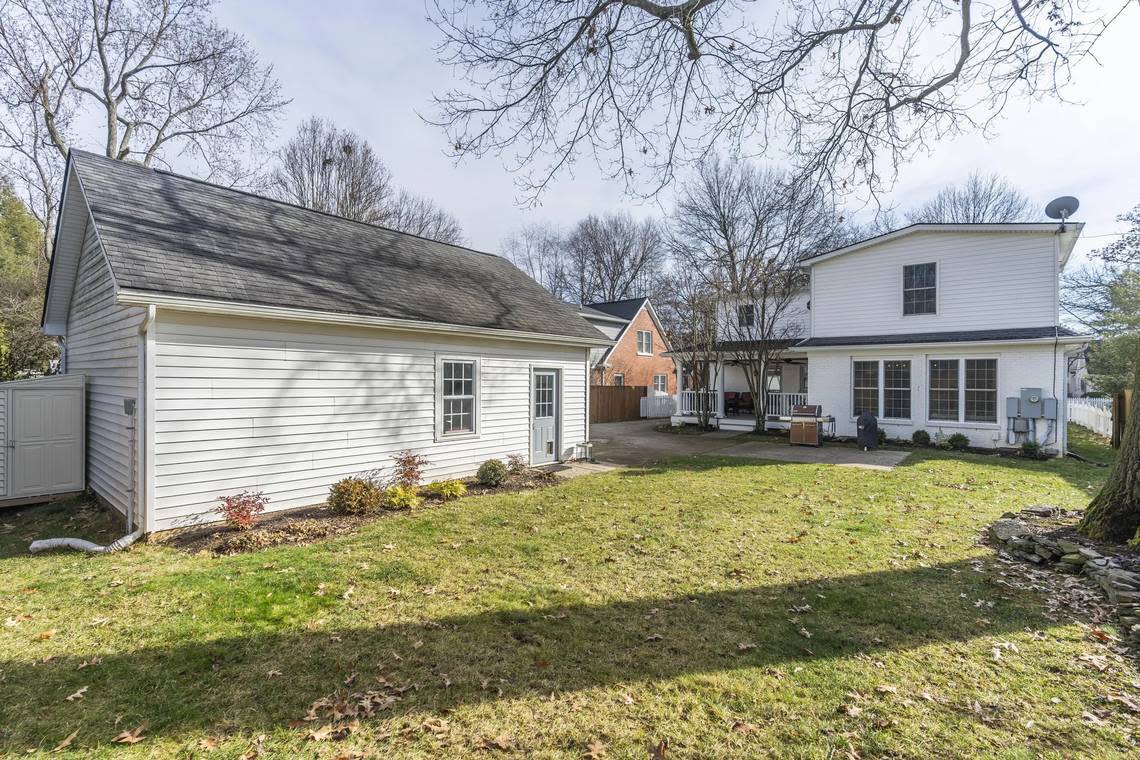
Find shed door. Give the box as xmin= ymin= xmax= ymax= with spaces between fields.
xmin=9 ymin=387 xmax=84 ymax=498
xmin=531 ymin=370 xmax=559 ymax=464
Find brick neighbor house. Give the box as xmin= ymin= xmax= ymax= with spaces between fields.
xmin=579 ymin=298 xmax=675 ymax=394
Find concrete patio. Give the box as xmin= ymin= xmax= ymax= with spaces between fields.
xmin=590 ymin=419 xmax=911 ymax=471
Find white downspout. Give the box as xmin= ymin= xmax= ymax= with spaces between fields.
xmin=29 ymin=305 xmax=155 ymax=554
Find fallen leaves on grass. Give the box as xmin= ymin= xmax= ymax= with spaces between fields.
xmin=732 ymin=720 xmax=761 ymax=736
xmin=582 ymin=739 xmax=607 ymax=758
xmin=479 ymin=734 xmax=515 ymax=751
xmin=197 ymin=736 xmax=220 ymax=752
xmin=648 ymin=739 xmax=668 ymax=759
xmin=65 ymin=686 xmax=88 ymax=702
xmin=37 ymin=628 xmax=57 ymax=640
xmin=737 ymin=642 xmax=757 ymax=651
xmin=52 ymin=729 xmax=79 ymax=752
xmin=77 ymin=657 xmax=101 ymax=670
xmin=113 ymin=721 xmax=149 ymax=744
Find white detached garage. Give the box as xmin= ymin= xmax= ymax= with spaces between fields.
xmin=41 ymin=150 xmax=610 ymax=532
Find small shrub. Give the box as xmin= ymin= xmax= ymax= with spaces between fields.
xmin=215 ymin=490 xmax=268 ymax=530
xmin=947 ymin=432 xmax=970 ymax=451
xmin=477 ymin=458 xmax=509 ymax=487
xmin=911 ymin=429 xmax=931 ymax=446
xmin=506 ymin=453 xmax=528 ymax=475
xmin=391 ymin=450 xmax=430 ymax=489
xmin=424 ymin=480 xmax=467 ymax=500
xmin=876 ymin=428 xmax=888 ymax=445
xmin=1021 ymin=440 xmax=1042 ymax=458
xmin=383 ymin=484 xmax=422 ymax=509
xmin=328 ymin=477 xmax=384 ymax=514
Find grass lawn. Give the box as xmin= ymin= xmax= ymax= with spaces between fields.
xmin=1 ymin=436 xmax=1137 ymax=758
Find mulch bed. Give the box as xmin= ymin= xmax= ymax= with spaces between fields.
xmin=153 ymin=469 xmax=560 ymax=556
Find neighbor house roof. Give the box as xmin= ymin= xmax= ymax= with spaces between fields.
xmin=43 ymin=150 xmax=608 ymax=344
xmin=584 ymin=297 xmax=649 ymax=321
xmin=803 ymin=223 xmax=1084 ymax=268
xmin=798 ymin=326 xmax=1088 ymax=348
xmin=578 ymin=297 xmax=672 ymax=366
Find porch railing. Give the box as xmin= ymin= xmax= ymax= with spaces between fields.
xmin=765 ymin=392 xmax=808 ymax=417
xmin=679 ymin=390 xmax=718 ymax=416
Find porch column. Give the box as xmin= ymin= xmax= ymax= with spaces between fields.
xmin=674 ymin=360 xmax=683 ymax=414
xmin=717 ymin=360 xmax=726 ymax=418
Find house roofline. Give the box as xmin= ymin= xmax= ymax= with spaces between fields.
xmin=115 ymin=289 xmax=615 ymax=348
xmin=803 ymin=223 xmax=1084 ymax=267
xmin=797 ymin=335 xmax=1094 ymax=351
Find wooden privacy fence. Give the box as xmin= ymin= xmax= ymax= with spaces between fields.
xmin=590 ymin=385 xmax=646 ymax=423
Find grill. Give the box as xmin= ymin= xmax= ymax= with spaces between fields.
xmin=789 ymin=404 xmax=824 ymax=447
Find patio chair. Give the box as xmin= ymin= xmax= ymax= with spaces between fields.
xmin=724 ymin=392 xmax=739 ymax=415
xmin=739 ymin=392 xmax=754 ymax=414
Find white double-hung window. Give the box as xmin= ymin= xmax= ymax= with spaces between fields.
xmin=438 ymin=357 xmax=479 ymax=437
xmin=637 ymin=330 xmax=653 ymax=355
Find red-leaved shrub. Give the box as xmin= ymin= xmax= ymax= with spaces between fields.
xmin=391 ymin=450 xmax=430 ymax=489
xmin=215 ymin=490 xmax=269 ymax=530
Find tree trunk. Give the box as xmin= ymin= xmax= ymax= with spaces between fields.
xmin=1079 ymin=340 xmax=1140 ymax=542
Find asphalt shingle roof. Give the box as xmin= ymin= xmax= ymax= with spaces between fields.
xmin=584 ymin=297 xmax=648 ymax=321
xmin=70 ymin=150 xmax=606 ymax=342
xmin=797 ymin=326 xmax=1082 ymax=348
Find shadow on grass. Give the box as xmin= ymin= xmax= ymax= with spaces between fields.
xmin=1 ymin=558 xmax=1055 ymax=751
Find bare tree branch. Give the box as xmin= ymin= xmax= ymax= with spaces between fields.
xmin=428 ymin=0 xmax=1132 ymax=203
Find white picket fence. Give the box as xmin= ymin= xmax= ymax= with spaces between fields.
xmin=640 ymin=394 xmax=675 ymax=418
xmin=1068 ymin=397 xmax=1113 ymax=438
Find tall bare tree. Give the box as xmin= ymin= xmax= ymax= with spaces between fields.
xmin=268 ymin=117 xmax=395 ymax=224
xmin=382 ymin=189 xmax=465 ymax=245
xmin=270 ymin=117 xmax=465 ymax=244
xmin=0 ymin=0 xmax=287 ymax=255
xmin=906 ymin=172 xmax=1033 ymax=224
xmin=672 ymin=158 xmax=844 ymax=429
xmin=429 ymin=1 xmax=1129 ymax=202
xmin=566 ymin=212 xmax=665 ymax=304
xmin=659 ymin=271 xmax=721 ymax=429
xmin=501 ymin=222 xmax=571 ymax=301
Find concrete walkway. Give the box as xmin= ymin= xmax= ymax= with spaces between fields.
xmin=590 ymin=419 xmax=911 ymax=471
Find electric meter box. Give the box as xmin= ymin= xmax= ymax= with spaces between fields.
xmin=1020 ymin=388 xmax=1044 ymax=418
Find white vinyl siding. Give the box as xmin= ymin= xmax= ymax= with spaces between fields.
xmin=64 ymin=221 xmax=144 ymax=514
xmin=0 ymin=390 xmax=6 ymax=495
xmin=811 ymin=231 xmax=1058 ymax=337
xmin=150 ymin=312 xmax=588 ymax=530
xmin=807 ymin=344 xmax=1067 ymax=453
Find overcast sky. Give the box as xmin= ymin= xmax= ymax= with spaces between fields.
xmin=215 ymin=1 xmax=1139 ymax=267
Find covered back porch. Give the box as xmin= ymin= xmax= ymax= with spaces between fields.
xmin=672 ymin=354 xmax=809 ymax=430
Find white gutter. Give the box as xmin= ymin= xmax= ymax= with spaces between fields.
xmin=117 ymin=290 xmax=613 ymax=349
xmin=797 ymin=335 xmax=1095 ymax=352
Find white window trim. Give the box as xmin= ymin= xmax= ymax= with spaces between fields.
xmin=435 ymin=354 xmax=481 ymax=441
xmin=612 ymin=373 xmax=624 ymax=386
xmin=849 ymin=358 xmax=913 ymax=422
xmin=652 ymin=373 xmax=668 ymax=393
xmin=924 ymin=356 xmax=1000 ymax=428
xmin=902 ymin=261 xmax=939 ymax=318
xmin=636 ymin=329 xmax=653 ymax=356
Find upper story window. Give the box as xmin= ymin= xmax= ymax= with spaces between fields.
xmin=737 ymin=304 xmax=755 ymax=327
xmin=903 ymin=262 xmax=937 ymax=315
xmin=439 ymin=358 xmax=478 ymax=436
xmin=636 ymin=330 xmax=653 ymax=355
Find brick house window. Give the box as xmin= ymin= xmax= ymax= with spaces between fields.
xmin=653 ymin=374 xmax=667 ymax=393
xmin=637 ymin=330 xmax=653 ymax=355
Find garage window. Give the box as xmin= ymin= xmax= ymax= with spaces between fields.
xmin=438 ymin=358 xmax=479 ymax=437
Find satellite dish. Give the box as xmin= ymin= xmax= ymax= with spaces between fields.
xmin=1045 ymin=196 xmax=1079 ymax=232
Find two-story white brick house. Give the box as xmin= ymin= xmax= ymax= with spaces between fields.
xmin=670 ymin=223 xmax=1093 ymax=455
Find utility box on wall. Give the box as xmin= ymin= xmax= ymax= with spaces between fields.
xmin=1019 ymin=388 xmax=1044 ymax=419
